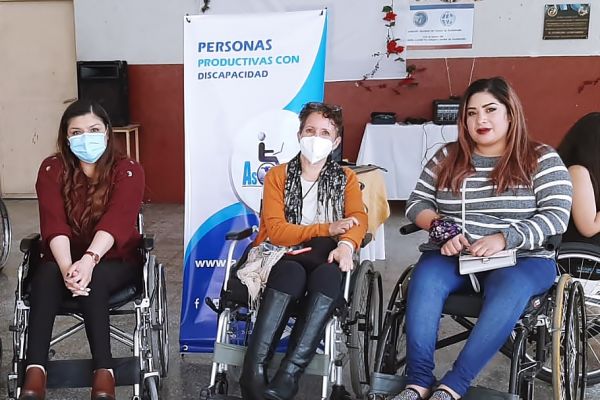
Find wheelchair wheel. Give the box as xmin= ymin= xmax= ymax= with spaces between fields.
xmin=374 ymin=305 xmax=406 ymax=375
xmin=552 ymin=275 xmax=587 ymax=400
xmin=373 ymin=267 xmax=411 ymax=375
xmin=557 ymin=245 xmax=600 ymax=385
xmin=0 ymin=198 xmax=11 ymax=269
xmin=153 ymin=263 xmax=169 ymax=378
xmin=564 ymin=281 xmax=587 ymax=400
xmin=552 ymin=274 xmax=571 ymax=400
xmin=349 ymin=260 xmax=382 ymax=399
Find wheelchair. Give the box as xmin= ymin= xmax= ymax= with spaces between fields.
xmin=553 ymin=242 xmax=600 ymax=386
xmin=6 ymin=214 xmax=169 ymax=400
xmin=0 ymin=197 xmax=11 ymax=269
xmin=200 ymin=228 xmax=383 ymax=400
xmin=368 ymin=224 xmax=588 ymax=400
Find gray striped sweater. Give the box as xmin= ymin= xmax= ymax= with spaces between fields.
xmin=406 ymin=144 xmax=572 ymax=258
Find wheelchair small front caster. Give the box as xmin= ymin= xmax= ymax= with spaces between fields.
xmin=199 ymin=386 xmax=214 ymax=400
xmin=329 ymin=384 xmax=353 ymax=400
xmin=214 ymin=372 xmax=229 ymax=395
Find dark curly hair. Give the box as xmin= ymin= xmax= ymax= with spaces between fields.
xmin=298 ymin=102 xmax=344 ymax=137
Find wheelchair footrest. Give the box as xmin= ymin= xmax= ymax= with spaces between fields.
xmin=369 ymin=373 xmax=519 ymax=400
xmin=46 ymin=357 xmax=140 ymax=388
xmin=213 ymin=342 xmax=330 ymax=376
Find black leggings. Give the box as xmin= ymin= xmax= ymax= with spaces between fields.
xmin=266 ymin=259 xmax=343 ymax=299
xmin=265 ymin=237 xmax=343 ymax=300
xmin=26 ymin=260 xmax=140 ymax=370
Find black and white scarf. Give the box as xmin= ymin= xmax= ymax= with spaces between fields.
xmin=283 ymin=153 xmax=346 ymax=224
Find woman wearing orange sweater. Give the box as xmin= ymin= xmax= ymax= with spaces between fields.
xmin=239 ymin=102 xmax=368 ymax=400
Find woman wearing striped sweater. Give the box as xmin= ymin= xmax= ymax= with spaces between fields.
xmin=393 ymin=77 xmax=572 ymax=400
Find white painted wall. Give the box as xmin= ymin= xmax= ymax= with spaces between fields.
xmin=410 ymin=0 xmax=600 ymax=59
xmin=74 ymin=0 xmax=410 ymax=80
xmin=74 ymin=0 xmax=600 ymax=80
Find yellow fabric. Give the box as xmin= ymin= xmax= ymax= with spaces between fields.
xmin=356 ymin=169 xmax=390 ymax=236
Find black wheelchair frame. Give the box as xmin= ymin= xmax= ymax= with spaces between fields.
xmin=7 ymin=214 xmax=169 ymax=400
xmin=554 ymin=242 xmax=600 ymax=386
xmin=200 ymin=228 xmax=383 ymax=400
xmin=368 ymin=224 xmax=588 ymax=400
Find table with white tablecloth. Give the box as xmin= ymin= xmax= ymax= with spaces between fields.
xmin=356 ymin=123 xmax=458 ymax=200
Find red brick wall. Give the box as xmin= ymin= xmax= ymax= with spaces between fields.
xmin=129 ymin=56 xmax=600 ymax=203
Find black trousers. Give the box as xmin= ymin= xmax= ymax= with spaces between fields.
xmin=266 ymin=237 xmax=343 ymax=300
xmin=26 ymin=260 xmax=140 ymax=370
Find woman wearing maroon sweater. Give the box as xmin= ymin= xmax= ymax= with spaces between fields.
xmin=19 ymin=100 xmax=144 ymax=400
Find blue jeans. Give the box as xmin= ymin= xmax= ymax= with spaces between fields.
xmin=405 ymin=251 xmax=556 ymax=396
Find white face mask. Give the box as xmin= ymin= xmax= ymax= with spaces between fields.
xmin=299 ymin=136 xmax=334 ymax=164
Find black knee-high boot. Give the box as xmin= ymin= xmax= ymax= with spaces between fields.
xmin=239 ymin=288 xmax=294 ymax=400
xmin=263 ymin=291 xmax=336 ymax=400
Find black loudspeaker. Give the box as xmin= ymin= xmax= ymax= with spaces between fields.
xmin=77 ymin=61 xmax=129 ymax=126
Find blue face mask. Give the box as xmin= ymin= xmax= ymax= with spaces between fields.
xmin=68 ymin=132 xmax=107 ymax=163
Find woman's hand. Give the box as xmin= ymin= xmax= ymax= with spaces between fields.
xmin=329 ymin=217 xmax=360 ymax=236
xmin=440 ymin=234 xmax=470 ymax=256
xmin=65 ymin=256 xmax=95 ymax=296
xmin=468 ymin=233 xmax=506 ymax=257
xmin=328 ymin=244 xmax=354 ymax=272
xmin=60 ymin=265 xmax=83 ymax=295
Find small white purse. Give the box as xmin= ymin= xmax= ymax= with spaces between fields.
xmin=457 ymin=179 xmax=516 ymax=292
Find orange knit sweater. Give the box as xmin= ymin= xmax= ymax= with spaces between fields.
xmin=253 ymin=163 xmax=368 ymax=250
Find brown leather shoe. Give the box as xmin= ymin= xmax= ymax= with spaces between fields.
xmin=91 ymin=369 xmax=115 ymax=400
xmin=19 ymin=366 xmax=46 ymax=400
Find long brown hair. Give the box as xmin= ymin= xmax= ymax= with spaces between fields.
xmin=56 ymin=99 xmax=122 ymax=236
xmin=436 ymin=77 xmax=539 ymax=193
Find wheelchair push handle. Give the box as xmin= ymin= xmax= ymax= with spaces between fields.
xmin=20 ymin=233 xmax=41 ymax=253
xmin=225 ymin=226 xmax=258 ymax=241
xmin=544 ymin=234 xmax=562 ymax=251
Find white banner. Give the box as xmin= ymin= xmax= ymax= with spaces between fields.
xmin=181 ymin=10 xmax=327 ymax=352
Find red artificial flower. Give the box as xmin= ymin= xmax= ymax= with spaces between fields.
xmin=383 ymin=11 xmax=397 ymax=22
xmin=386 ymin=39 xmax=405 ymax=55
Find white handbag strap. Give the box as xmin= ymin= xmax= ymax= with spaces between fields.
xmin=461 ymin=178 xmax=467 ymax=233
xmin=461 ymin=178 xmax=481 ymax=292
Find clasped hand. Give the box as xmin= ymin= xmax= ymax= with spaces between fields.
xmin=440 ymin=233 xmax=506 ymax=257
xmin=328 ymin=217 xmax=360 ymax=236
xmin=63 ymin=256 xmax=95 ymax=297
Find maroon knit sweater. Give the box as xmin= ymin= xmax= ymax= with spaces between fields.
xmin=35 ymin=156 xmax=145 ymax=266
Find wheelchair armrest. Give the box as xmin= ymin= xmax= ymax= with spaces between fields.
xmin=142 ymin=234 xmax=155 ymax=251
xmin=225 ymin=227 xmax=255 ymax=241
xmin=360 ymin=233 xmax=373 ymax=248
xmin=544 ymin=234 xmax=562 ymax=251
xmin=400 ymin=223 xmax=421 ymax=235
xmin=20 ymin=233 xmax=41 ymax=253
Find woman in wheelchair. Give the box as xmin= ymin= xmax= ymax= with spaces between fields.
xmin=19 ymin=99 xmax=145 ymax=400
xmin=238 ymin=102 xmax=367 ymax=400
xmin=393 ymin=77 xmax=572 ymax=400
xmin=558 ymin=112 xmax=600 ymax=244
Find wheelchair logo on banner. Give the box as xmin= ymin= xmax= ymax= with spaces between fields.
xmin=230 ymin=109 xmax=301 ymax=212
